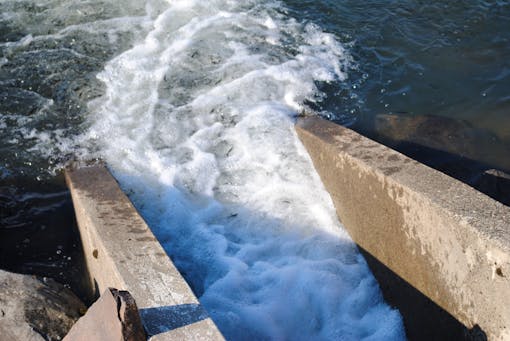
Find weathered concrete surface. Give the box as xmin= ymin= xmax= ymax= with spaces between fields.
xmin=64 ymin=288 xmax=145 ymax=341
xmin=0 ymin=269 xmax=85 ymax=341
xmin=65 ymin=165 xmax=224 ymax=340
xmin=296 ymin=117 xmax=510 ymax=340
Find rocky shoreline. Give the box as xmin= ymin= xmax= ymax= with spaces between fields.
xmin=0 ymin=269 xmax=86 ymax=340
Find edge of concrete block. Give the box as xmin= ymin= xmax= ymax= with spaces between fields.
xmin=65 ymin=165 xmax=224 ymax=340
xmin=295 ymin=116 xmax=510 ymax=340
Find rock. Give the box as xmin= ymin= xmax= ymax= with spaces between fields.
xmin=0 ymin=269 xmax=86 ymax=340
xmin=64 ymin=288 xmax=145 ymax=341
xmin=473 ymin=169 xmax=510 ymax=206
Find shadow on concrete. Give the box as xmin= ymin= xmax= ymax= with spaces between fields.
xmin=139 ymin=303 xmax=209 ymax=337
xmin=358 ymin=247 xmax=487 ymax=341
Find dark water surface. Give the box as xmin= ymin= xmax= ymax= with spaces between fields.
xmin=0 ymin=0 xmax=152 ymax=294
xmin=285 ymin=0 xmax=510 ymax=139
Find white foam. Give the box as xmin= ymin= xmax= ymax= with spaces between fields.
xmin=78 ymin=0 xmax=405 ymax=339
xmin=0 ymin=0 xmax=172 ymax=178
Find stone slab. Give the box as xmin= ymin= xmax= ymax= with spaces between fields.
xmin=65 ymin=165 xmax=224 ymax=340
xmin=64 ymin=288 xmax=145 ymax=341
xmin=296 ymin=117 xmax=510 ymax=340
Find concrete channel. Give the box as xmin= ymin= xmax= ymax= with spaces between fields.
xmin=296 ymin=117 xmax=510 ymax=340
xmin=64 ymin=117 xmax=510 ymax=340
xmin=65 ymin=165 xmax=224 ymax=340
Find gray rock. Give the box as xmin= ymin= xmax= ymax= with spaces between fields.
xmin=474 ymin=169 xmax=510 ymax=206
xmin=0 ymin=269 xmax=86 ymax=341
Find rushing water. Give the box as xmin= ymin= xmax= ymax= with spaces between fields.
xmin=73 ymin=1 xmax=405 ymax=339
xmin=2 ymin=0 xmax=509 ymax=339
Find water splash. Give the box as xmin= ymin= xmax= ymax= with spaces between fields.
xmin=76 ymin=1 xmax=405 ymax=339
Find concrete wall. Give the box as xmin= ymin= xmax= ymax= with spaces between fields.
xmin=65 ymin=165 xmax=224 ymax=340
xmin=296 ymin=117 xmax=510 ymax=340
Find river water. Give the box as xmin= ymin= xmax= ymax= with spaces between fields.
xmin=1 ymin=0 xmax=509 ymax=339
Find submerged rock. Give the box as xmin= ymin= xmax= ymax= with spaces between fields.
xmin=0 ymin=269 xmax=86 ymax=341
xmin=374 ymin=113 xmax=510 ymax=172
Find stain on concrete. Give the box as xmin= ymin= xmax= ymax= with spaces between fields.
xmin=387 ymin=154 xmax=400 ymax=162
xmin=128 ymin=228 xmax=146 ymax=234
xmin=381 ymin=166 xmax=402 ymax=176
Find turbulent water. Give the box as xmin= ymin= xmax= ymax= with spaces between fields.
xmin=75 ymin=1 xmax=405 ymax=339
xmin=0 ymin=0 xmax=164 ymax=292
xmin=4 ymin=0 xmax=509 ymax=339
xmin=1 ymin=0 xmax=407 ymax=339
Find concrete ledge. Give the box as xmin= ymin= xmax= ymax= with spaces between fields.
xmin=65 ymin=165 xmax=224 ymax=340
xmin=296 ymin=117 xmax=510 ymax=340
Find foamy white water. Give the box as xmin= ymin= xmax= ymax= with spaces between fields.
xmin=77 ymin=0 xmax=405 ymax=339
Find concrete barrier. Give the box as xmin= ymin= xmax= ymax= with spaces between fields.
xmin=65 ymin=165 xmax=224 ymax=340
xmin=296 ymin=117 xmax=510 ymax=340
